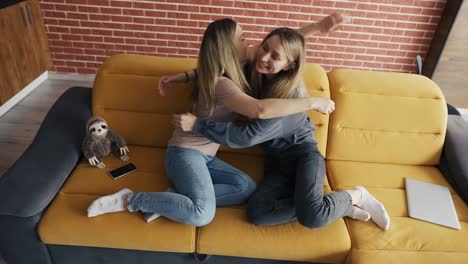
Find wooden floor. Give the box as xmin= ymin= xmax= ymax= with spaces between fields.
xmin=432 ymin=1 xmax=468 ymax=108
xmin=0 ymin=78 xmax=93 ymax=177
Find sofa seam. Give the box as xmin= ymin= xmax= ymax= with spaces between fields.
xmin=339 ymin=126 xmax=442 ymax=135
xmin=350 ymin=248 xmax=468 ymax=254
xmin=340 ymin=90 xmax=441 ymax=100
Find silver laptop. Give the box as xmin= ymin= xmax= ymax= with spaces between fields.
xmin=405 ymin=178 xmax=461 ymax=230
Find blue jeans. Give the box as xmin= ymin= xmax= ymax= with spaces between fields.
xmin=127 ymin=146 xmax=256 ymax=226
xmin=247 ymin=143 xmax=353 ymax=228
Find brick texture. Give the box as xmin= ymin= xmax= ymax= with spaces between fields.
xmin=39 ymin=0 xmax=447 ymax=74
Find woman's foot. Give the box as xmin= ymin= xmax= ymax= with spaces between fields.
xmin=346 ymin=206 xmax=371 ymax=221
xmin=87 ymin=188 xmax=133 ymax=217
xmin=355 ymin=186 xmax=390 ymax=230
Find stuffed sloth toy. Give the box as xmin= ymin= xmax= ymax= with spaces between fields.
xmin=82 ymin=116 xmax=129 ymax=168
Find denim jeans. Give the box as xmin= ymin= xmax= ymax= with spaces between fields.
xmin=246 ymin=142 xmax=353 ymax=228
xmin=127 ymin=146 xmax=256 ymax=226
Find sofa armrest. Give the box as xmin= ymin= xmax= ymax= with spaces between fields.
xmin=0 ymin=212 xmax=53 ymax=264
xmin=439 ymin=115 xmax=468 ymax=205
xmin=0 ymin=87 xmax=92 ymax=217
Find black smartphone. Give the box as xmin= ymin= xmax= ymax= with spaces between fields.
xmin=107 ymin=163 xmax=137 ymax=179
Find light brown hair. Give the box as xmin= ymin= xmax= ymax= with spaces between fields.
xmin=249 ymin=28 xmax=306 ymax=99
xmin=191 ymin=18 xmax=250 ymax=116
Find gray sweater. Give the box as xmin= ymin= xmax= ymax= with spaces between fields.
xmin=192 ymin=112 xmax=316 ymax=151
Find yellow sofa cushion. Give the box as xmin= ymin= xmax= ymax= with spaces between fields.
xmin=39 ymin=143 xmax=342 ymax=258
xmin=92 ymin=54 xmax=196 ymax=149
xmin=59 ymin=146 xmax=170 ymax=195
xmin=345 ymin=250 xmax=468 ymax=264
xmin=196 ymin=182 xmax=352 ymax=263
xmin=38 ymin=145 xmax=196 ymax=253
xmin=38 ymin=192 xmax=196 ymax=253
xmin=327 ymin=69 xmax=447 ymax=165
xmin=92 ymin=54 xmax=331 ymax=156
xmin=38 ymin=145 xmax=269 ymax=252
xmin=57 ymin=145 xmax=266 ymax=196
xmin=327 ymin=160 xmax=468 ymax=263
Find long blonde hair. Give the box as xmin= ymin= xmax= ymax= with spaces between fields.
xmin=249 ymin=28 xmax=306 ymax=99
xmin=192 ymin=18 xmax=250 ymax=116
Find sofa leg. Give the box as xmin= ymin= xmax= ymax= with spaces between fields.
xmin=193 ymin=252 xmax=212 ymax=262
xmin=447 ymin=103 xmax=461 ymax=115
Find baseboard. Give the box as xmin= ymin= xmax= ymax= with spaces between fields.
xmin=458 ymin=108 xmax=468 ymax=122
xmin=48 ymin=72 xmax=96 ymax=82
xmin=457 ymin=108 xmax=468 ymax=116
xmin=0 ymin=71 xmax=48 ymax=118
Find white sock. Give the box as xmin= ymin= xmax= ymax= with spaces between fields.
xmin=87 ymin=188 xmax=133 ymax=217
xmin=143 ymin=187 xmax=175 ymax=223
xmin=355 ymin=186 xmax=390 ymax=230
xmin=346 ymin=206 xmax=371 ymax=221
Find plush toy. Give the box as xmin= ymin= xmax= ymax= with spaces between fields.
xmin=82 ymin=116 xmax=129 ymax=168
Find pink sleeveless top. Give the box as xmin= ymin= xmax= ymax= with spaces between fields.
xmin=167 ymin=77 xmax=242 ymax=156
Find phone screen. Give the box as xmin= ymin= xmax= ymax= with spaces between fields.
xmin=107 ymin=163 xmax=137 ymax=179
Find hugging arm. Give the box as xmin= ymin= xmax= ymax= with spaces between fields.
xmin=192 ymin=113 xmax=304 ymax=148
xmin=222 ymin=89 xmax=334 ymax=119
xmin=219 ymin=78 xmax=326 ymax=119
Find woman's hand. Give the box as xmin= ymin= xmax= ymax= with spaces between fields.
xmin=310 ymin=97 xmax=335 ymax=115
xmin=317 ymin=12 xmax=349 ymax=33
xmin=159 ymin=75 xmax=177 ymax=96
xmin=172 ymin=113 xmax=198 ymax=131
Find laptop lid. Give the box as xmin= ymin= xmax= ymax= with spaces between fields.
xmin=405 ymin=178 xmax=461 ymax=230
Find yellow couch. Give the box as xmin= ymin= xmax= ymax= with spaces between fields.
xmin=38 ymin=54 xmax=468 ymax=263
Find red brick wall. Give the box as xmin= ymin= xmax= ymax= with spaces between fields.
xmin=39 ymin=0 xmax=447 ymax=74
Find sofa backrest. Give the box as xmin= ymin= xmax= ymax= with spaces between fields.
xmin=326 ymin=69 xmax=447 ymax=165
xmin=93 ymin=54 xmax=331 ymax=155
xmin=93 ymin=54 xmax=196 ymax=148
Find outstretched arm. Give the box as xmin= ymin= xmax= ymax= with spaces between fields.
xmin=194 ymin=118 xmax=285 ymax=148
xmin=245 ymin=12 xmax=347 ymax=61
xmin=219 ymin=78 xmax=335 ymax=119
xmin=298 ymin=12 xmax=346 ymax=37
xmin=158 ymin=69 xmax=197 ymax=96
xmin=172 ymin=112 xmax=308 ymax=148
